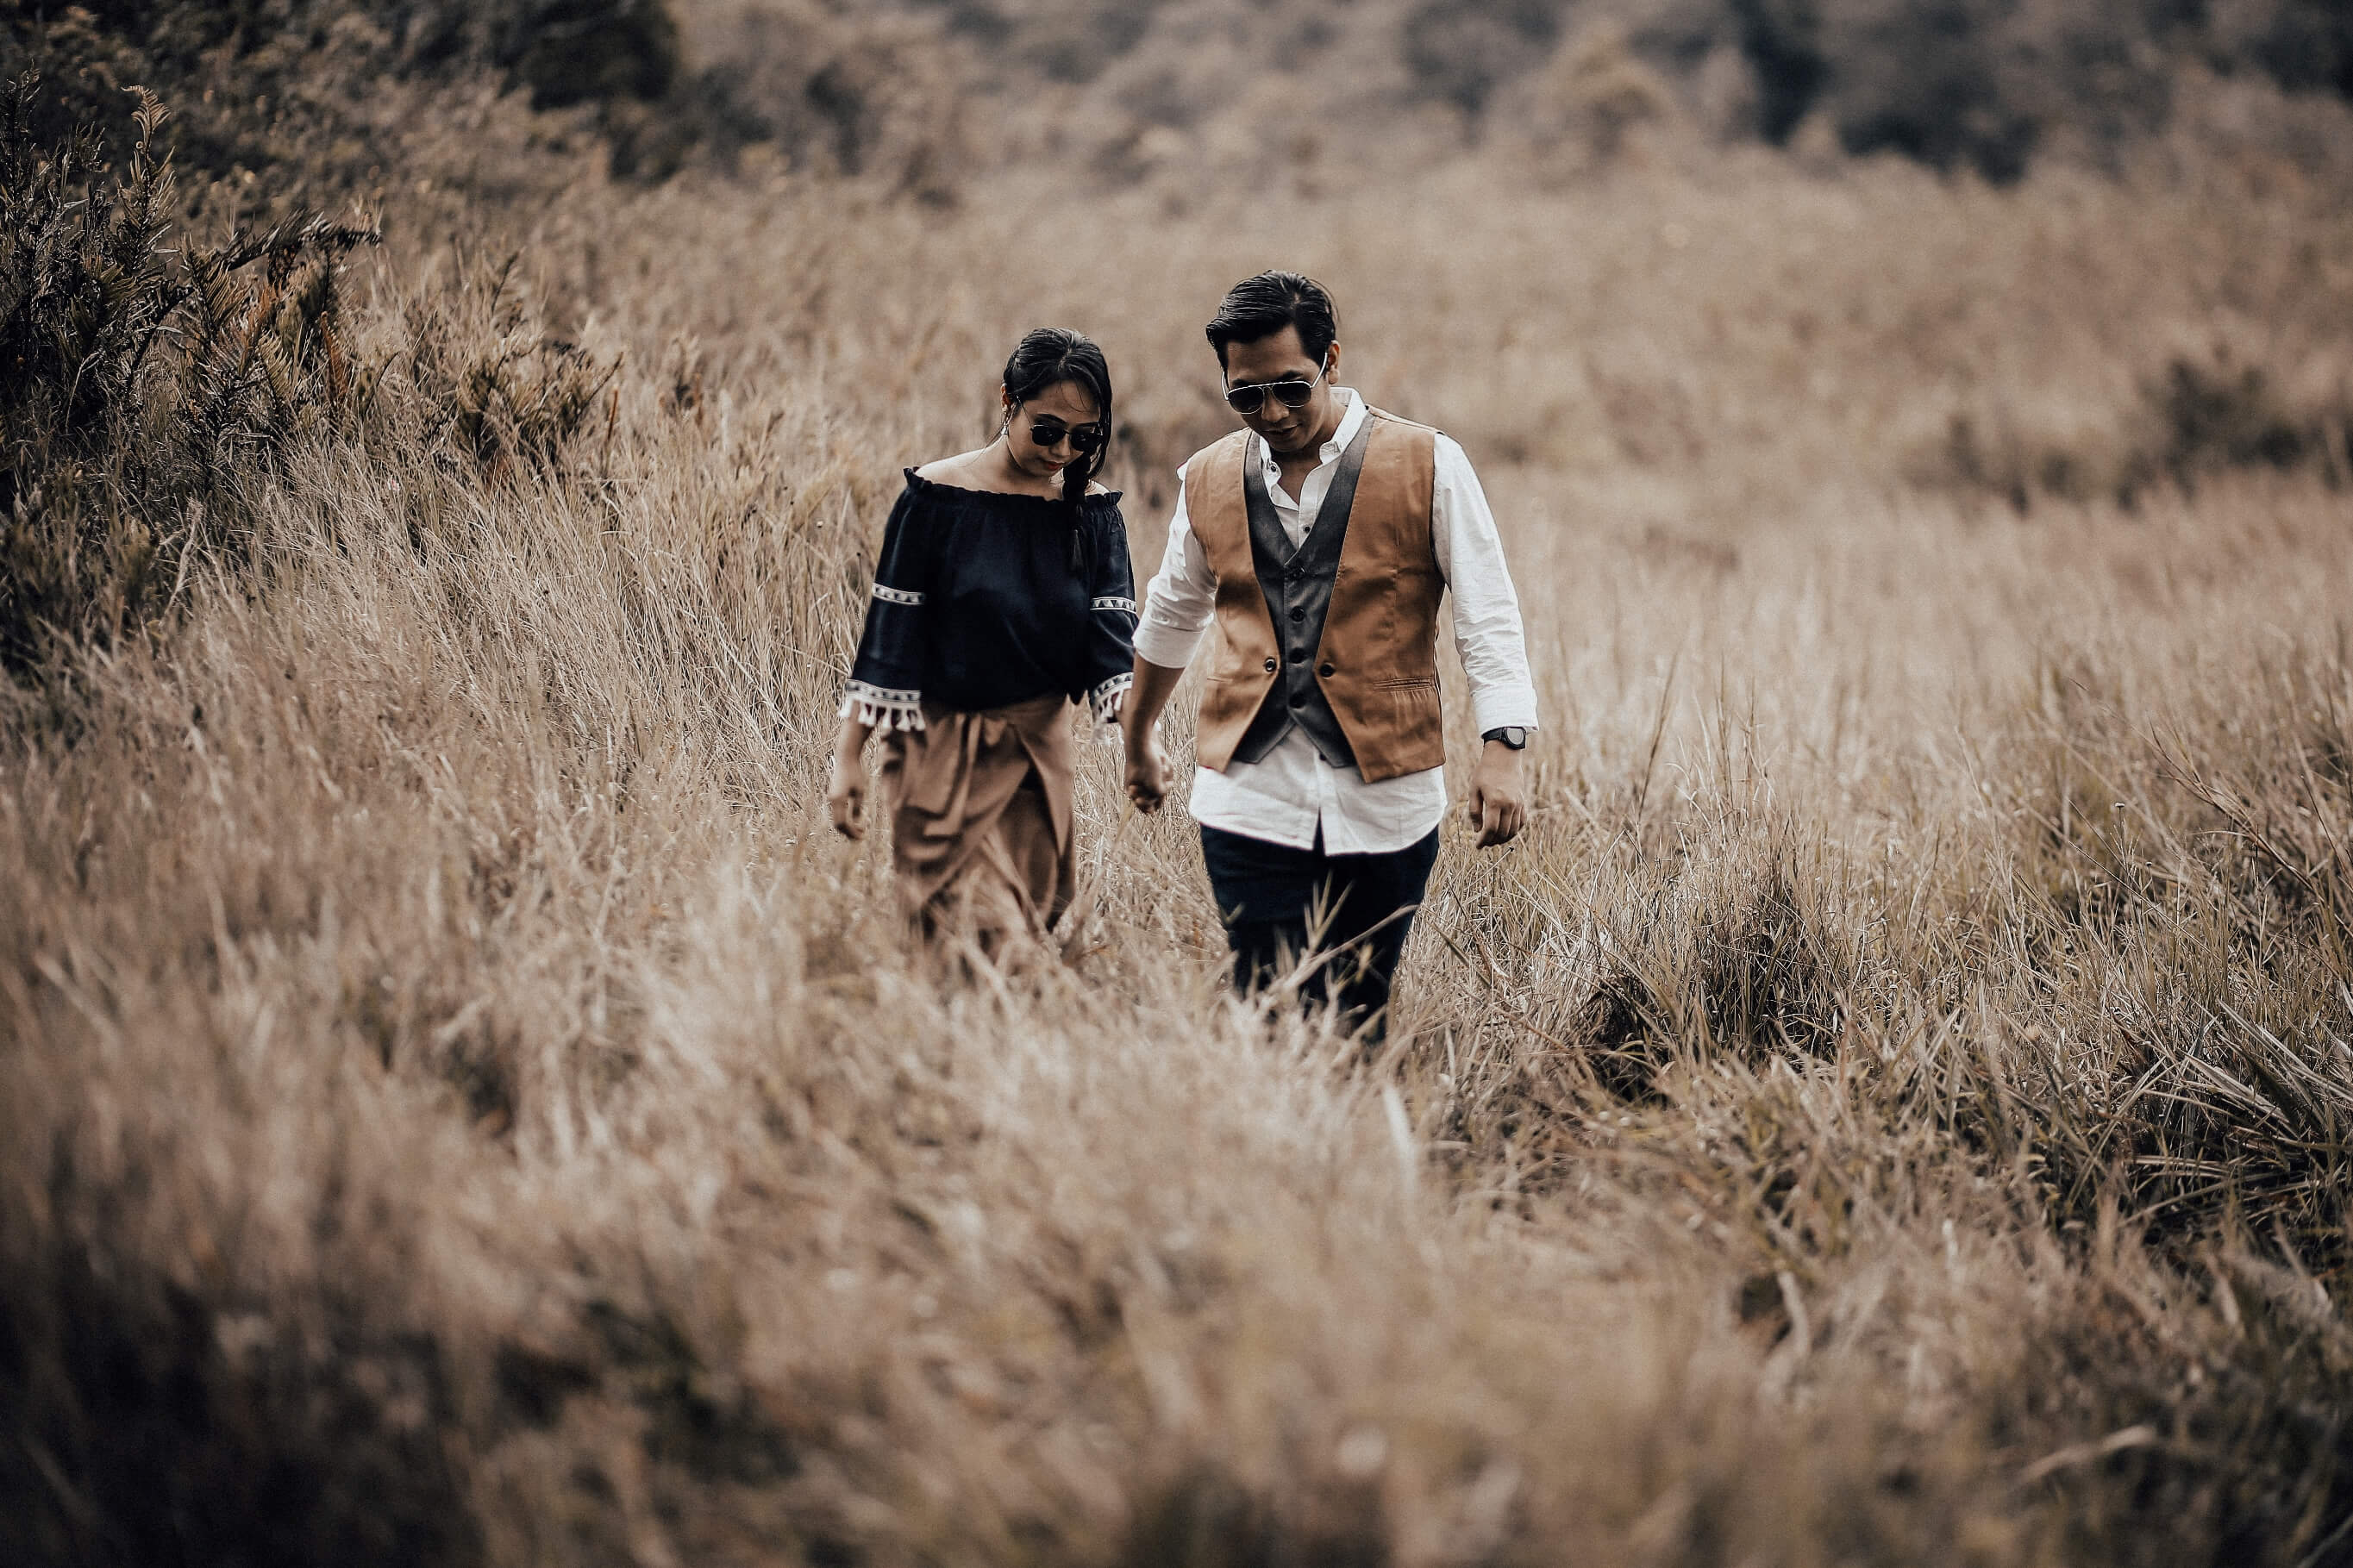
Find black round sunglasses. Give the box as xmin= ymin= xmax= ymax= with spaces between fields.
xmin=1023 ymin=415 xmax=1107 ymax=454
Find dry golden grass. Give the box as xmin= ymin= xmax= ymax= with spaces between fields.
xmin=5 ymin=124 xmax=2353 ymax=1566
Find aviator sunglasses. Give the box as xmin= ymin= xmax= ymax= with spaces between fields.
xmin=1021 ymin=414 xmax=1108 ymax=454
xmin=1223 ymin=356 xmax=1330 ymax=415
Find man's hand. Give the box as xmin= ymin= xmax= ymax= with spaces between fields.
xmin=826 ymin=747 xmax=867 ymax=840
xmin=1467 ymin=740 xmax=1528 ymax=848
xmin=1120 ymin=658 xmax=1187 ymax=814
xmin=1124 ymin=727 xmax=1169 ymax=814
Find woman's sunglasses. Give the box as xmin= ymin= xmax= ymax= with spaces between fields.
xmin=1223 ymin=358 xmax=1330 ymax=415
xmin=1023 ymin=415 xmax=1107 ymax=454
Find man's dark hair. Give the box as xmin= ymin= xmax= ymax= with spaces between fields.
xmin=1205 ymin=272 xmax=1339 ymax=368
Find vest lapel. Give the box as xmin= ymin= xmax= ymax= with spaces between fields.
xmin=1241 ymin=440 xmax=1291 ymax=625
xmin=1241 ymin=423 xmax=1374 ymax=611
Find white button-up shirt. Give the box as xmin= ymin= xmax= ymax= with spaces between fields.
xmin=1134 ymin=390 xmax=1538 ymax=854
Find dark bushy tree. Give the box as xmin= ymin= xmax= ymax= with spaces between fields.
xmin=1403 ymin=0 xmax=1575 ymax=114
xmin=1721 ymin=0 xmax=2180 ymax=181
xmin=2226 ymin=0 xmax=2353 ymax=98
xmin=0 ymin=0 xmax=680 ymax=190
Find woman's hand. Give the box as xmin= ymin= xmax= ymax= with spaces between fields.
xmin=827 ymin=751 xmax=867 ymax=839
xmin=828 ymin=716 xmax=873 ymax=839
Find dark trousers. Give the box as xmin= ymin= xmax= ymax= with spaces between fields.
xmin=1200 ymin=823 xmax=1442 ymax=1041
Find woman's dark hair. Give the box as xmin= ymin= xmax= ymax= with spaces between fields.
xmin=1205 ymin=272 xmax=1338 ymax=368
xmin=1003 ymin=327 xmax=1113 ymax=509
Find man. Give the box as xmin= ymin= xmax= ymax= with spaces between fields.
xmin=1122 ymin=271 xmax=1537 ymax=1039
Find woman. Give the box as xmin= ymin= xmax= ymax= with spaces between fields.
xmin=827 ymin=328 xmax=1136 ymax=955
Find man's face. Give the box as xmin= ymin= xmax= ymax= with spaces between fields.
xmin=1221 ymin=325 xmax=1338 ymax=457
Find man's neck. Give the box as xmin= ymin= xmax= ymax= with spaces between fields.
xmin=1271 ymin=401 xmax=1347 ymax=498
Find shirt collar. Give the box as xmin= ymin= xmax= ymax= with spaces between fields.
xmin=1255 ymin=389 xmax=1367 ymax=476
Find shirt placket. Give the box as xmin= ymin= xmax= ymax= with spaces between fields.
xmin=1263 ymin=450 xmax=1338 ymax=546
xmin=1265 ymin=436 xmax=1341 ymax=847
xmin=1312 ymin=756 xmax=1347 ymax=850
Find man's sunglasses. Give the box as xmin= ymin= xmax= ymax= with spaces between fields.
xmin=1024 ymin=415 xmax=1107 ymax=454
xmin=1223 ymin=357 xmax=1330 ymax=415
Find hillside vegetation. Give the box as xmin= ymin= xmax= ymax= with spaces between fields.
xmin=11 ymin=0 xmax=2353 ymax=196
xmin=5 ymin=7 xmax=2353 ymax=1565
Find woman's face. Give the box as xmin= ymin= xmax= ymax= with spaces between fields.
xmin=1002 ymin=378 xmax=1104 ymax=484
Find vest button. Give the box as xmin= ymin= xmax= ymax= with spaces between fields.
xmin=1263 ymin=658 xmax=1279 ymax=673
xmin=1317 ymin=662 xmax=1336 ymax=678
xmin=1288 ymin=607 xmax=1305 ymax=622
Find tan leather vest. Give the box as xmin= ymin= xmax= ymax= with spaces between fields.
xmin=1185 ymin=408 xmax=1445 ymax=784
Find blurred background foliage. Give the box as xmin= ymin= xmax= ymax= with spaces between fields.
xmin=5 ymin=0 xmax=2352 ymax=201
xmin=4 ymin=7 xmax=2353 ymax=1568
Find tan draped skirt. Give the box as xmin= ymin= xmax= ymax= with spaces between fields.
xmin=879 ymin=693 xmax=1075 ymax=953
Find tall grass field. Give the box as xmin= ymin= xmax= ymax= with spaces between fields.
xmin=5 ymin=7 xmax=2353 ymax=1562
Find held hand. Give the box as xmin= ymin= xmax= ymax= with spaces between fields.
xmin=826 ymin=750 xmax=867 ymax=840
xmin=1467 ymin=741 xmax=1529 ymax=849
xmin=1123 ymin=729 xmax=1169 ymax=815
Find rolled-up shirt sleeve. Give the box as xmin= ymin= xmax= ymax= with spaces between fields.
xmin=1133 ymin=460 xmax=1219 ymax=670
xmin=1430 ymin=434 xmax=1539 ymax=736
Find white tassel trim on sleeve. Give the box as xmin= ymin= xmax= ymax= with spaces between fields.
xmin=839 ymin=681 xmax=926 ymax=731
xmin=1088 ymin=672 xmax=1134 ymax=728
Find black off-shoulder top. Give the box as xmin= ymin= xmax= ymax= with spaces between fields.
xmin=841 ymin=470 xmax=1136 ymax=728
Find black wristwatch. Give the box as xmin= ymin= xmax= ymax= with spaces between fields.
xmin=1482 ymin=726 xmax=1529 ymax=751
